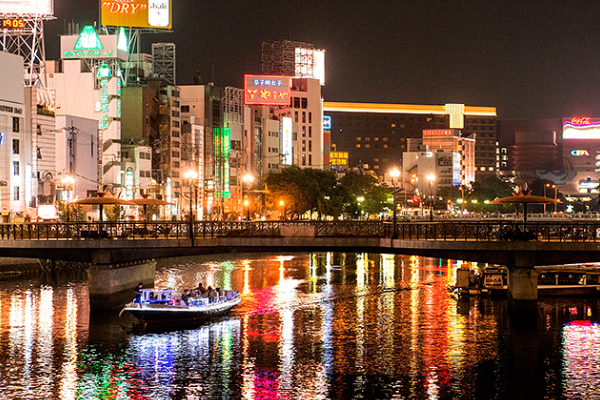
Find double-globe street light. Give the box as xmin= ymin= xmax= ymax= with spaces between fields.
xmin=544 ymin=183 xmax=557 ymax=214
xmin=389 ymin=168 xmax=400 ymax=238
xmin=60 ymin=175 xmax=76 ymax=222
xmin=426 ymin=173 xmax=436 ymax=222
xmin=184 ymin=169 xmax=198 ymax=239
xmin=242 ymin=173 xmax=254 ymax=221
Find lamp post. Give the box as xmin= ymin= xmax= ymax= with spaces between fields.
xmin=427 ymin=173 xmax=436 ymax=222
xmin=389 ymin=168 xmax=400 ymax=238
xmin=356 ymin=196 xmax=365 ymax=220
xmin=60 ymin=175 xmax=75 ymax=222
xmin=279 ymin=199 xmax=285 ymax=220
xmin=184 ymin=169 xmax=198 ymax=239
xmin=545 ymin=183 xmax=557 ymax=214
xmin=242 ymin=173 xmax=254 ymax=221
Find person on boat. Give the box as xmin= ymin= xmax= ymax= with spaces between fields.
xmin=135 ymin=283 xmax=144 ymax=303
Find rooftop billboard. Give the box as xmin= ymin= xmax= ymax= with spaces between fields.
xmin=0 ymin=0 xmax=53 ymax=16
xmin=244 ymin=75 xmax=291 ymax=106
xmin=563 ymin=117 xmax=600 ymax=140
xmin=101 ymin=0 xmax=172 ymax=30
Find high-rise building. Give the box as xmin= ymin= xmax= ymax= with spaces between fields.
xmin=324 ymin=102 xmax=497 ymax=181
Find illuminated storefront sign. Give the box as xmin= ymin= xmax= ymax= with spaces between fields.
xmin=97 ymin=64 xmax=111 ymax=130
xmin=323 ymin=115 xmax=331 ymax=130
xmin=101 ymin=0 xmax=172 ymax=29
xmin=244 ymin=75 xmax=291 ymax=106
xmin=281 ymin=117 xmax=293 ymax=165
xmin=61 ymin=25 xmax=128 ymax=60
xmin=423 ymin=129 xmax=454 ymax=136
xmin=571 ymin=150 xmax=590 ymax=156
xmin=563 ymin=117 xmax=600 ymax=139
xmin=330 ymin=152 xmax=348 ymax=167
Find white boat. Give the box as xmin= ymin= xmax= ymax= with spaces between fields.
xmin=453 ymin=263 xmax=600 ymax=297
xmin=120 ymin=288 xmax=241 ymax=324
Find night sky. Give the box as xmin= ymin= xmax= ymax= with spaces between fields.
xmin=44 ymin=1 xmax=600 ymax=120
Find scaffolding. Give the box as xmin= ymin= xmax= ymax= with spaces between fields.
xmin=261 ymin=39 xmax=315 ymax=77
xmin=0 ymin=15 xmax=55 ymax=87
xmin=152 ymin=42 xmax=176 ymax=86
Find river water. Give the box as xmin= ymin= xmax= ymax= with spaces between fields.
xmin=0 ymin=252 xmax=599 ymax=399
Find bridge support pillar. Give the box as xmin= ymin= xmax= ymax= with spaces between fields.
xmin=507 ymin=266 xmax=539 ymax=323
xmin=87 ymin=260 xmax=156 ymax=310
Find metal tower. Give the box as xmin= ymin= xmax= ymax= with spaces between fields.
xmin=152 ymin=42 xmax=176 ymax=85
xmin=0 ymin=15 xmax=55 ymax=87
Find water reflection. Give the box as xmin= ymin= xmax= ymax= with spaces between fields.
xmin=0 ymin=254 xmax=599 ymax=399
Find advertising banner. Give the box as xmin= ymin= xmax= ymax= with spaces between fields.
xmin=0 ymin=0 xmax=53 ymax=16
xmin=563 ymin=117 xmax=600 ymax=140
xmin=101 ymin=0 xmax=172 ymax=30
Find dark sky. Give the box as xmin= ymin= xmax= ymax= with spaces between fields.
xmin=45 ymin=0 xmax=600 ymax=120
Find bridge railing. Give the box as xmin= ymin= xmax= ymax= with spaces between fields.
xmin=1 ymin=220 xmax=600 ymax=242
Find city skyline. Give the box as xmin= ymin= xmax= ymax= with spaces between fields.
xmin=44 ymin=1 xmax=600 ymax=121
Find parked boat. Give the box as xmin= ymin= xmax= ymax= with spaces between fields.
xmin=452 ymin=263 xmax=600 ymax=297
xmin=119 ymin=288 xmax=241 ymax=324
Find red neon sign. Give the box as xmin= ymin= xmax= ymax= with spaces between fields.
xmin=571 ymin=117 xmax=591 ymax=125
xmin=244 ymin=75 xmax=291 ymax=106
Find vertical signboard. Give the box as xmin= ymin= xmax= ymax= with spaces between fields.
xmin=281 ymin=117 xmax=293 ymax=165
xmin=0 ymin=0 xmax=54 ymax=15
xmin=213 ymin=127 xmax=231 ymax=199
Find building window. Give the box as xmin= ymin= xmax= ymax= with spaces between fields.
xmin=302 ymin=126 xmax=306 ymax=137
xmin=172 ymin=151 xmax=180 ymax=158
xmin=308 ymin=141 xmax=312 ymax=151
xmin=294 ymin=111 xmax=298 ymax=122
xmin=302 ymin=140 xmax=306 ymax=151
xmin=173 ymin=141 xmax=180 ymax=148
xmin=12 ymin=117 xmax=19 ymax=132
xmin=356 ymin=137 xmax=361 ymax=141
xmin=309 ymin=112 xmax=312 ymax=123
xmin=12 ymin=139 xmax=19 ymax=154
xmin=13 ymin=186 xmax=19 ymax=201
xmin=365 ymin=144 xmax=371 ymax=148
xmin=37 ymin=147 xmax=42 ymax=159
xmin=301 ymin=98 xmax=308 ymax=109
xmin=13 ymin=161 xmax=19 ymax=176
xmin=173 ymin=161 xmax=180 ymax=168
xmin=36 ymin=124 xmax=42 ymax=135
xmin=356 ymin=144 xmax=361 ymax=148
xmin=172 ymin=121 xmax=180 ymax=128
xmin=309 ymin=126 xmax=312 ymax=137
xmin=302 ymin=154 xmax=306 ymax=166
xmin=172 ymin=171 xmax=180 ymax=178
xmin=293 ymin=97 xmax=300 ymax=108
xmin=181 ymin=105 xmax=190 ymax=113
xmin=308 ymin=154 xmax=312 ymax=165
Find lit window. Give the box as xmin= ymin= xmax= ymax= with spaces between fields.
xmin=356 ymin=144 xmax=361 ymax=148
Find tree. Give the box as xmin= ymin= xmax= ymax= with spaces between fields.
xmin=340 ymin=172 xmax=390 ymax=219
xmin=464 ymin=178 xmax=514 ymax=213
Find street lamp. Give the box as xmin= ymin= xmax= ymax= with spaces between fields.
xmin=389 ymin=168 xmax=400 ymax=238
xmin=184 ymin=169 xmax=198 ymax=240
xmin=427 ymin=173 xmax=436 ymax=221
xmin=60 ymin=175 xmax=76 ymax=222
xmin=279 ymin=199 xmax=285 ymax=220
xmin=356 ymin=196 xmax=365 ymax=220
xmin=242 ymin=173 xmax=254 ymax=221
xmin=545 ymin=183 xmax=557 ymax=214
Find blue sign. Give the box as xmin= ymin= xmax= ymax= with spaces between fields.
xmin=323 ymin=115 xmax=331 ymax=130
xmin=0 ymin=132 xmax=4 ymax=145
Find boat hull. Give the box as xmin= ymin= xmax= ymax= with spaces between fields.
xmin=123 ymin=296 xmax=241 ymax=323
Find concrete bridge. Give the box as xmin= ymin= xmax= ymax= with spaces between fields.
xmin=2 ymin=220 xmax=600 ymax=309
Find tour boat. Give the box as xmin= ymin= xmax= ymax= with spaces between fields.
xmin=120 ymin=288 xmax=241 ymax=323
xmin=452 ymin=263 xmax=600 ymax=297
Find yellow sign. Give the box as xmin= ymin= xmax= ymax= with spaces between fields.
xmin=101 ymin=0 xmax=172 ymax=30
xmin=330 ymin=152 xmax=348 ymax=159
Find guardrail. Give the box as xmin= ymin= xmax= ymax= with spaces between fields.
xmin=1 ymin=220 xmax=600 ymax=243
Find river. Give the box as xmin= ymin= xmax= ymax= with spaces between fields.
xmin=0 ymin=252 xmax=599 ymax=399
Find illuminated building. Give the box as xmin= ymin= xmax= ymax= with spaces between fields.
xmin=0 ymin=52 xmax=28 ymax=221
xmin=324 ymin=102 xmax=497 ymax=181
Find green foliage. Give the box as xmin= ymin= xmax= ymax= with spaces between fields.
xmin=463 ymin=178 xmax=515 ymax=213
xmin=56 ymin=201 xmax=85 ymax=222
xmin=105 ymin=204 xmax=123 ymax=222
xmin=340 ymin=172 xmax=390 ymax=218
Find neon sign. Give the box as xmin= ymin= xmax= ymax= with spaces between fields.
xmin=571 ymin=150 xmax=590 ymax=156
xmin=563 ymin=117 xmax=600 ymax=139
xmin=244 ymin=75 xmax=291 ymax=106
xmin=571 ymin=117 xmax=591 ymax=125
xmin=323 ymin=116 xmax=331 ymax=130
